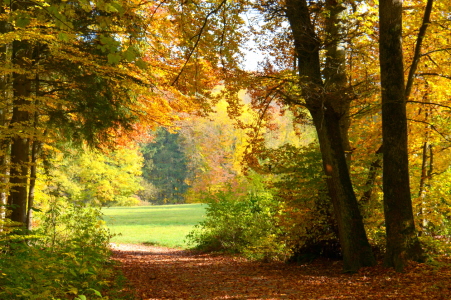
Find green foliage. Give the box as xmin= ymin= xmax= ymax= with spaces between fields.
xmin=185 ymin=142 xmax=343 ymax=262
xmin=140 ymin=128 xmax=189 ymax=204
xmin=250 ymin=142 xmax=342 ymax=260
xmin=418 ymin=235 xmax=451 ymax=260
xmin=0 ymin=204 xmax=130 ymax=300
xmin=186 ymin=179 xmax=290 ymax=261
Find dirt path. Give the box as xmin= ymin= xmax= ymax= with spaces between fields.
xmin=111 ymin=244 xmax=451 ymax=299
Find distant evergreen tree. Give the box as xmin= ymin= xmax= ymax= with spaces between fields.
xmin=141 ymin=128 xmax=189 ymax=204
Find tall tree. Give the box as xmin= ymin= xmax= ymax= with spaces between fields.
xmin=0 ymin=4 xmax=10 ymax=228
xmin=8 ymin=36 xmax=33 ymax=224
xmin=1 ymin=0 xmax=206 ymax=225
xmin=284 ymin=0 xmax=375 ymax=272
xmin=141 ymin=128 xmax=189 ymax=204
xmin=379 ymin=0 xmax=424 ymax=271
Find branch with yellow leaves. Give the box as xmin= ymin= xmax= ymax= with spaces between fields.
xmin=172 ymin=0 xmax=228 ymax=86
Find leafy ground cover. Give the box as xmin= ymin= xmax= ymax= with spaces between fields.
xmin=103 ymin=204 xmax=206 ymax=248
xmin=112 ymin=244 xmax=451 ymax=299
xmin=107 ymin=204 xmax=451 ymax=299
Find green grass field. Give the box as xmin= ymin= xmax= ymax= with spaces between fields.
xmin=102 ymin=203 xmax=206 ymax=249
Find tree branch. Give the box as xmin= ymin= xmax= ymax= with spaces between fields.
xmin=171 ymin=0 xmax=228 ymax=86
xmin=405 ymin=0 xmax=434 ymax=100
xmin=406 ymin=100 xmax=451 ymax=110
xmin=417 ymin=72 xmax=451 ymax=80
xmin=420 ymin=47 xmax=451 ymax=57
xmin=407 ymin=118 xmax=451 ymax=143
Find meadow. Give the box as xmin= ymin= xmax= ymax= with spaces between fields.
xmin=102 ymin=203 xmax=206 ymax=248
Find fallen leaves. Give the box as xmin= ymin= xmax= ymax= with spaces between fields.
xmin=111 ymin=244 xmax=451 ymax=299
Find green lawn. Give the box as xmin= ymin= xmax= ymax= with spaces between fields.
xmin=102 ymin=203 xmax=206 ymax=249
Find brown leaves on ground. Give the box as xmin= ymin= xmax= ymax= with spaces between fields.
xmin=111 ymin=244 xmax=451 ymax=299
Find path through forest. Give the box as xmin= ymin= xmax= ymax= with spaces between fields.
xmin=111 ymin=244 xmax=451 ymax=299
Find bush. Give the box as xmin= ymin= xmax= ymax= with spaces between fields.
xmin=283 ymin=194 xmax=342 ymax=263
xmin=186 ymin=182 xmax=291 ymax=261
xmin=0 ymin=203 xmax=130 ymax=300
xmin=250 ymin=143 xmax=342 ymax=261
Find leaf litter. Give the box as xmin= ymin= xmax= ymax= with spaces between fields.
xmin=111 ymin=244 xmax=451 ymax=299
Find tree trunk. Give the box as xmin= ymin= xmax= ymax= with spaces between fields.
xmin=0 ymin=3 xmax=11 ymax=230
xmin=0 ymin=110 xmax=8 ymax=230
xmin=9 ymin=38 xmax=33 ymax=225
xmin=418 ymin=141 xmax=432 ymax=235
xmin=311 ymin=107 xmax=375 ymax=271
xmin=27 ymin=140 xmax=39 ymax=231
xmin=285 ymin=0 xmax=375 ymax=272
xmin=0 ymin=139 xmax=8 ymax=232
xmin=379 ymin=0 xmax=424 ymax=271
xmin=359 ymin=145 xmax=382 ymax=206
xmin=323 ymin=0 xmax=351 ymax=165
xmin=26 ymin=73 xmax=41 ymax=231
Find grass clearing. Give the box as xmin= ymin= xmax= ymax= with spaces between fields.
xmin=102 ymin=203 xmax=206 ymax=249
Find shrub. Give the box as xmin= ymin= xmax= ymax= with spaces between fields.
xmin=186 ymin=181 xmax=291 ymax=261
xmin=251 ymin=143 xmax=342 ymax=261
xmin=0 ymin=203 xmax=130 ymax=300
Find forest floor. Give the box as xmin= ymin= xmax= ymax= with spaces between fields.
xmin=111 ymin=243 xmax=451 ymax=299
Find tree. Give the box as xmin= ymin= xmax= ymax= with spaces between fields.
xmin=179 ymin=97 xmax=254 ymax=201
xmin=141 ymin=128 xmax=189 ymax=204
xmin=0 ymin=4 xmax=9 ymax=229
xmin=277 ymin=0 xmax=374 ymax=272
xmin=1 ymin=0 xmax=150 ymax=224
xmin=379 ymin=0 xmax=426 ymax=270
xmin=3 ymin=0 xmax=450 ymax=270
xmin=7 ymin=0 xmax=35 ymax=224
xmin=1 ymin=0 xmax=208 ymax=225
xmin=37 ymin=146 xmax=144 ymax=207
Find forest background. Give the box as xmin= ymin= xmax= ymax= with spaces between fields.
xmin=1 ymin=0 xmax=451 ymax=298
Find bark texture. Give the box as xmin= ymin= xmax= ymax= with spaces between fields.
xmin=359 ymin=146 xmax=382 ymax=206
xmin=285 ymin=0 xmax=375 ymax=272
xmin=379 ymin=0 xmax=424 ymax=271
xmin=9 ymin=38 xmax=32 ymax=225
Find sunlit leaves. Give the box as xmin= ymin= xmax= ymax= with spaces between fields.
xmin=36 ymin=146 xmax=143 ymax=206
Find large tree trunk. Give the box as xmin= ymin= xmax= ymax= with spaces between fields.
xmin=311 ymin=107 xmax=375 ymax=271
xmin=285 ymin=0 xmax=375 ymax=272
xmin=379 ymin=0 xmax=424 ymax=271
xmin=323 ymin=0 xmax=351 ymax=165
xmin=9 ymin=38 xmax=32 ymax=225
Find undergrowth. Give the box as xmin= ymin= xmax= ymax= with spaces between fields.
xmin=0 ymin=203 xmax=131 ymax=300
xmin=186 ymin=182 xmax=291 ymax=262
